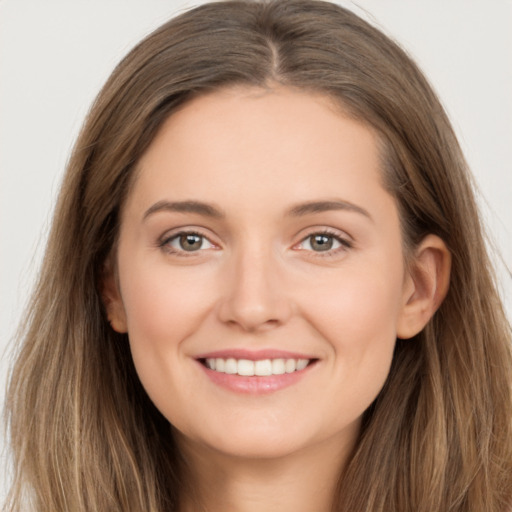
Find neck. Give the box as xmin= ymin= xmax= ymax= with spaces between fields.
xmin=177 ymin=432 xmax=357 ymax=512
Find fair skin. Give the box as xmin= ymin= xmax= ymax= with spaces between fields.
xmin=104 ymin=86 xmax=450 ymax=512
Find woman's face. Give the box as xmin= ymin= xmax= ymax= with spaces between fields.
xmin=108 ymin=87 xmax=416 ymax=460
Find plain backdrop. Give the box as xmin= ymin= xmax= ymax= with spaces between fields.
xmin=1 ymin=0 xmax=511 ymax=495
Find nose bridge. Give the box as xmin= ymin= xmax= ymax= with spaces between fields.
xmin=218 ymin=236 xmax=291 ymax=331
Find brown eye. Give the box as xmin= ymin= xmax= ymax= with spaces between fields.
xmin=309 ymin=234 xmax=334 ymax=251
xmin=296 ymin=232 xmax=349 ymax=254
xmin=180 ymin=234 xmax=203 ymax=251
xmin=166 ymin=232 xmax=214 ymax=252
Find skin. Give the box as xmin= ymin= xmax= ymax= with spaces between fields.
xmin=104 ymin=86 xmax=450 ymax=511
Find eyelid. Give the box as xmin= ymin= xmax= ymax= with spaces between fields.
xmin=168 ymin=233 xmax=214 ymax=250
xmin=156 ymin=225 xmax=353 ymax=256
xmin=158 ymin=227 xmax=220 ymax=254
xmin=292 ymin=227 xmax=353 ymax=254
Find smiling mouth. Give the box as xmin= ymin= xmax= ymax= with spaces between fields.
xmin=199 ymin=357 xmax=316 ymax=377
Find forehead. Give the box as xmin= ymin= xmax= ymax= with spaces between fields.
xmin=127 ymin=87 xmax=387 ymax=213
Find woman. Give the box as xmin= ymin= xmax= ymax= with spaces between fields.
xmin=5 ymin=1 xmax=512 ymax=510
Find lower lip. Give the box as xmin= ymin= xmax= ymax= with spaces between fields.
xmin=197 ymin=361 xmax=315 ymax=394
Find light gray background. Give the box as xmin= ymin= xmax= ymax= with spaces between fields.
xmin=1 ymin=0 xmax=511 ymax=494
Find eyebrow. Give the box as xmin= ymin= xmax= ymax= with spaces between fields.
xmin=142 ymin=198 xmax=372 ymax=222
xmin=286 ymin=200 xmax=373 ymax=221
xmin=143 ymin=200 xmax=225 ymax=221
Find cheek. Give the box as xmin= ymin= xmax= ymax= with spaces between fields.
xmin=301 ymin=260 xmax=405 ymax=402
xmin=306 ymin=260 xmax=404 ymax=341
xmin=337 ymin=275 xmax=398 ymax=341
xmin=118 ymin=260 xmax=220 ymax=423
xmin=117 ymin=254 xmax=215 ymax=363
xmin=119 ymin=260 xmax=217 ymax=345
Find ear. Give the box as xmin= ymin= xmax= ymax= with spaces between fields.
xmin=100 ymin=262 xmax=128 ymax=333
xmin=396 ymin=234 xmax=451 ymax=339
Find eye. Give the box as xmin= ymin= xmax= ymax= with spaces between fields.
xmin=296 ymin=231 xmax=351 ymax=253
xmin=163 ymin=232 xmax=215 ymax=253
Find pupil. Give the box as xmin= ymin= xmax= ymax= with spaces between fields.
xmin=180 ymin=234 xmax=202 ymax=251
xmin=311 ymin=234 xmax=333 ymax=251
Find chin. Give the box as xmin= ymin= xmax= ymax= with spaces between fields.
xmin=175 ymin=415 xmax=339 ymax=462
xmin=203 ymin=435 xmax=308 ymax=461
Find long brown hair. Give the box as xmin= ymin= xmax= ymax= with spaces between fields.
xmin=6 ymin=1 xmax=512 ymax=510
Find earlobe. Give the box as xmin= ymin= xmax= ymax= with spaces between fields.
xmin=396 ymin=234 xmax=451 ymax=339
xmin=100 ymin=265 xmax=128 ymax=334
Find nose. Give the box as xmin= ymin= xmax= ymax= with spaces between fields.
xmin=217 ymin=244 xmax=293 ymax=332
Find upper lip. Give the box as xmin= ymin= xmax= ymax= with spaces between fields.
xmin=195 ymin=349 xmax=317 ymax=361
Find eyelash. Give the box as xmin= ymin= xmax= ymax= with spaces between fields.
xmin=158 ymin=230 xmax=215 ymax=257
xmin=294 ymin=229 xmax=353 ymax=257
xmin=158 ymin=229 xmax=352 ymax=257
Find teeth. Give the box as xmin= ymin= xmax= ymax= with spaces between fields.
xmin=204 ymin=357 xmax=310 ymax=376
xmin=255 ymin=359 xmax=272 ymax=376
xmin=272 ymin=359 xmax=286 ymax=375
xmin=285 ymin=359 xmax=296 ymax=373
xmin=238 ymin=359 xmax=254 ymax=376
xmin=296 ymin=359 xmax=309 ymax=371
xmin=225 ymin=358 xmax=237 ymax=375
